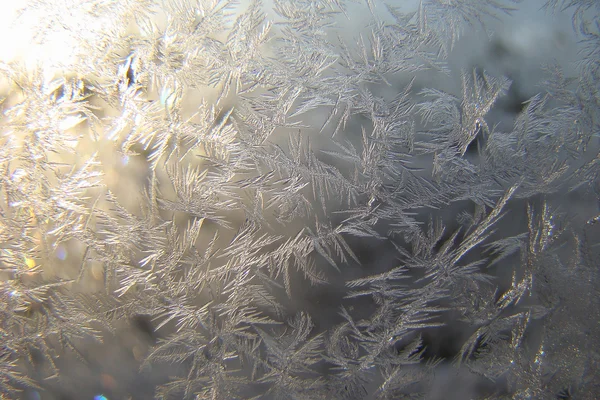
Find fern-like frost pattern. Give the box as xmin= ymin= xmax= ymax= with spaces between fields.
xmin=0 ymin=0 xmax=598 ymax=399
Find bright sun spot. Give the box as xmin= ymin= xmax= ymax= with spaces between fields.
xmin=0 ymin=0 xmax=105 ymax=77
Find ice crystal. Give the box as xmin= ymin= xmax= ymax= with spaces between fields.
xmin=0 ymin=0 xmax=598 ymax=399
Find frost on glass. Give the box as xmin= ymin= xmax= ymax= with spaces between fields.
xmin=0 ymin=0 xmax=598 ymax=399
